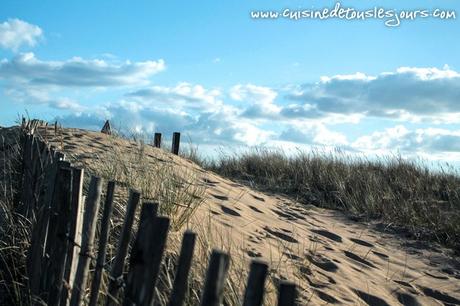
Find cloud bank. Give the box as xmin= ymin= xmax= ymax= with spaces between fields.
xmin=286 ymin=67 xmax=460 ymax=123
xmin=4 ymin=59 xmax=460 ymax=161
xmin=0 ymin=53 xmax=165 ymax=87
xmin=0 ymin=19 xmax=43 ymax=51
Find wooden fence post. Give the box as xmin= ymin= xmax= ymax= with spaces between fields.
xmin=172 ymin=132 xmax=180 ymax=155
xmin=40 ymin=160 xmax=71 ymax=298
xmin=123 ymin=202 xmax=160 ymax=306
xmin=88 ymin=181 xmax=117 ymax=306
xmin=277 ymin=281 xmax=297 ymax=306
xmin=29 ymin=137 xmax=46 ymax=216
xmin=70 ymin=176 xmax=103 ymax=306
xmin=19 ymin=134 xmax=33 ymax=217
xmin=46 ymin=165 xmax=73 ymax=306
xmin=27 ymin=150 xmax=64 ymax=298
xmin=105 ymin=190 xmax=141 ymax=306
xmin=61 ymin=167 xmax=85 ymax=305
xmin=200 ymin=250 xmax=230 ymax=306
xmin=242 ymin=260 xmax=269 ymax=306
xmin=154 ymin=133 xmax=162 ymax=148
xmin=168 ymin=231 xmax=197 ymax=306
xmin=32 ymin=139 xmax=50 ymax=214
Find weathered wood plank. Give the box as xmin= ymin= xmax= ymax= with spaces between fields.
xmin=88 ymin=181 xmax=117 ymax=306
xmin=172 ymin=132 xmax=180 ymax=155
xmin=105 ymin=190 xmax=141 ymax=306
xmin=46 ymin=166 xmax=73 ymax=306
xmin=242 ymin=260 xmax=269 ymax=306
xmin=277 ymin=281 xmax=297 ymax=306
xmin=154 ymin=133 xmax=162 ymax=148
xmin=200 ymin=250 xmax=230 ymax=306
xmin=168 ymin=230 xmax=197 ymax=306
xmin=61 ymin=167 xmax=85 ymax=306
xmin=69 ymin=176 xmax=103 ymax=306
xmin=27 ymin=150 xmax=63 ymax=298
xmin=123 ymin=202 xmax=160 ymax=306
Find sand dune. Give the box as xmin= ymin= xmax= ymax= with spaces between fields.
xmin=33 ymin=126 xmax=460 ymax=305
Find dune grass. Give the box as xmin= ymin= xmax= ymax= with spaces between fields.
xmin=0 ymin=127 xmax=32 ymax=305
xmin=200 ymin=148 xmax=460 ymax=251
xmin=46 ymin=128 xmax=254 ymax=305
xmin=2 ymin=122 xmax=460 ymax=305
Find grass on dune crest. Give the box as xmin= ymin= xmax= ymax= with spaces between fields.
xmin=197 ymin=147 xmax=460 ymax=251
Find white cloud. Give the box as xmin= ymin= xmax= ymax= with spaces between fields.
xmin=0 ymin=19 xmax=43 ymax=51
xmin=288 ymin=66 xmax=460 ymax=123
xmin=234 ymin=122 xmax=275 ymax=145
xmin=126 ymin=82 xmax=222 ymax=111
xmin=230 ymin=84 xmax=281 ymax=118
xmin=278 ymin=123 xmax=348 ymax=147
xmin=4 ymin=86 xmax=85 ymax=112
xmin=353 ymin=125 xmax=460 ymax=154
xmin=0 ymin=53 xmax=165 ymax=87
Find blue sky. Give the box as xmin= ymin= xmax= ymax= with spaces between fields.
xmin=1 ymin=0 xmax=460 ymax=165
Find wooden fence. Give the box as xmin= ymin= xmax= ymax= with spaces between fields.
xmin=19 ymin=120 xmax=298 ymax=306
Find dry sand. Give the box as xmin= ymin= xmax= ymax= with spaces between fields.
xmin=20 ymin=127 xmax=460 ymax=305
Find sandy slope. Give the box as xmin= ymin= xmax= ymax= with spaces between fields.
xmin=30 ymin=126 xmax=460 ymax=305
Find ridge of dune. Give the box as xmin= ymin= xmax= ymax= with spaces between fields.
xmin=25 ymin=126 xmax=460 ymax=305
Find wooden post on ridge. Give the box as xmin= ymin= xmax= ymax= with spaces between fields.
xmin=154 ymin=133 xmax=162 ymax=148
xmin=172 ymin=132 xmax=180 ymax=155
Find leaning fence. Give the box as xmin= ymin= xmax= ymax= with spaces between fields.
xmin=18 ymin=119 xmax=299 ymax=306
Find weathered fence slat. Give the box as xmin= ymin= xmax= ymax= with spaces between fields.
xmin=44 ymin=160 xmax=71 ymax=261
xmin=29 ymin=136 xmax=45 ymax=216
xmin=61 ymin=167 xmax=85 ymax=305
xmin=277 ymin=281 xmax=297 ymax=306
xmin=200 ymin=250 xmax=230 ymax=306
xmin=105 ymin=190 xmax=141 ymax=306
xmin=70 ymin=176 xmax=103 ymax=306
xmin=27 ymin=145 xmax=63 ymax=297
xmin=138 ymin=216 xmax=170 ymax=305
xmin=46 ymin=165 xmax=73 ymax=306
xmin=25 ymin=137 xmax=41 ymax=217
xmin=123 ymin=202 xmax=160 ymax=306
xmin=168 ymin=231 xmax=197 ymax=306
xmin=172 ymin=132 xmax=180 ymax=155
xmin=154 ymin=133 xmax=162 ymax=148
xmin=19 ymin=134 xmax=33 ymax=217
xmin=33 ymin=140 xmax=50 ymax=213
xmin=88 ymin=181 xmax=117 ymax=306
xmin=242 ymin=260 xmax=269 ymax=306
xmin=39 ymin=160 xmax=71 ymax=297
